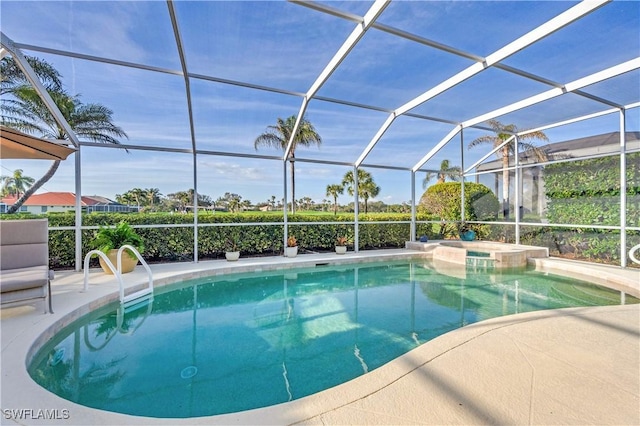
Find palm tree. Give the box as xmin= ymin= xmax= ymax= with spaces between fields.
xmin=342 ymin=168 xmax=380 ymax=214
xmin=128 ymin=188 xmax=145 ymax=208
xmin=144 ymin=188 xmax=161 ymax=207
xmin=422 ymin=159 xmax=461 ymax=188
xmin=254 ymin=115 xmax=322 ymax=214
xmin=168 ymin=190 xmax=191 ymax=212
xmin=359 ymin=180 xmax=381 ymax=214
xmin=326 ymin=184 xmax=344 ymax=215
xmin=116 ymin=193 xmax=133 ymax=206
xmin=1 ymin=56 xmax=128 ymax=214
xmin=469 ymin=119 xmax=548 ymax=219
xmin=1 ymin=169 xmax=35 ymax=199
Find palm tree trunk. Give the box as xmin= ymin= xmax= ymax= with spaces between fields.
xmin=8 ymin=160 xmax=61 ymax=214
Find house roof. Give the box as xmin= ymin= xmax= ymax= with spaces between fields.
xmin=84 ymin=195 xmax=119 ymax=205
xmin=476 ymin=131 xmax=640 ymax=171
xmin=1 ymin=192 xmax=105 ymax=207
xmin=539 ymin=131 xmax=640 ymax=156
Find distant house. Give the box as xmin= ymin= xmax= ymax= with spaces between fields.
xmin=83 ymin=195 xmax=140 ymax=213
xmin=0 ymin=192 xmax=139 ymax=214
xmin=475 ymin=131 xmax=639 ymax=216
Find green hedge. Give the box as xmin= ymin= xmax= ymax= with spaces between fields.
xmin=519 ymin=226 xmax=640 ymax=266
xmin=544 ymin=153 xmax=640 ymax=226
xmin=1 ymin=212 xmax=434 ymax=269
xmin=541 ymin=153 xmax=639 ymax=265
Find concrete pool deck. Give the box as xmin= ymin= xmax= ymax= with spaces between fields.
xmin=1 ymin=249 xmax=639 ymax=425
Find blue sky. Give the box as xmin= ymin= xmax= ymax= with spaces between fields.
xmin=1 ymin=0 xmax=639 ymax=206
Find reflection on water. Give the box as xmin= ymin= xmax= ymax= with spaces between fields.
xmin=29 ymin=261 xmax=638 ymax=418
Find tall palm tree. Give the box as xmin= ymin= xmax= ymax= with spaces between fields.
xmin=326 ymin=184 xmax=344 ymax=215
xmin=469 ymin=119 xmax=548 ymax=219
xmin=1 ymin=169 xmax=35 ymax=198
xmin=254 ymin=115 xmax=322 ymax=214
xmin=422 ymin=159 xmax=461 ymax=188
xmin=342 ymin=168 xmax=380 ymax=214
xmin=1 ymin=56 xmax=127 ymax=214
xmin=129 ymin=188 xmax=145 ymax=207
xmin=168 ymin=190 xmax=191 ymax=212
xmin=360 ymin=180 xmax=381 ymax=214
xmin=145 ymin=188 xmax=162 ymax=207
xmin=116 ymin=192 xmax=135 ymax=206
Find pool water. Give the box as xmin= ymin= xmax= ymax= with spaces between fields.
xmin=29 ymin=260 xmax=638 ymax=418
xmin=467 ymin=250 xmax=491 ymax=257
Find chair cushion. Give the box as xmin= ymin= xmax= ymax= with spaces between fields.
xmin=1 ymin=286 xmax=46 ymax=304
xmin=0 ymin=219 xmax=48 ymax=245
xmin=0 ymin=243 xmax=48 ymax=270
xmin=0 ymin=265 xmax=49 ymax=293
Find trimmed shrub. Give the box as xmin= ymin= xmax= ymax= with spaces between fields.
xmin=419 ymin=182 xmax=499 ymax=238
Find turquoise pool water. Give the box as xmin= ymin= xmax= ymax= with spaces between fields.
xmin=29 ymin=260 xmax=638 ymax=418
xmin=467 ymin=250 xmax=491 ymax=257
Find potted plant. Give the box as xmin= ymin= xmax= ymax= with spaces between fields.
xmin=225 ymin=229 xmax=240 ymax=261
xmin=458 ymin=221 xmax=476 ymax=241
xmin=285 ymin=235 xmax=298 ymax=258
xmin=335 ymin=236 xmax=348 ymax=254
xmin=91 ymin=221 xmax=144 ymax=274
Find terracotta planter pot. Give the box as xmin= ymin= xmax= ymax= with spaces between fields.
xmin=99 ymin=249 xmax=139 ymax=274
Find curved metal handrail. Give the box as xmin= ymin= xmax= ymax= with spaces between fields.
xmin=117 ymin=245 xmax=153 ymax=305
xmin=630 ymin=243 xmax=640 ymax=265
xmin=83 ymin=250 xmax=123 ymax=292
xmin=83 ymin=245 xmax=154 ymax=305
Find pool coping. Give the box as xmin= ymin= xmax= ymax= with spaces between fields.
xmin=1 ymin=248 xmax=639 ymax=425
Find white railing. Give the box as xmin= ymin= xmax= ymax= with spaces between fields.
xmin=630 ymin=244 xmax=640 ymax=265
xmin=83 ymin=245 xmax=154 ymax=305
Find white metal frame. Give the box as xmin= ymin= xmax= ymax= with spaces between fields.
xmin=1 ymin=0 xmax=638 ymax=268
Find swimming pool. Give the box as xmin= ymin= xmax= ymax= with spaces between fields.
xmin=28 ymin=260 xmax=638 ymax=418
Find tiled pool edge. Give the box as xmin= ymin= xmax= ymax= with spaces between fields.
xmin=529 ymin=257 xmax=640 ymax=298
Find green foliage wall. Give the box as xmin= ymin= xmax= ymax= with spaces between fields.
xmin=527 ymin=152 xmax=640 ymax=265
xmin=544 ymin=153 xmax=640 ymax=226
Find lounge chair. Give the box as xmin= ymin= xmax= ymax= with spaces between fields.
xmin=0 ymin=219 xmax=53 ymax=313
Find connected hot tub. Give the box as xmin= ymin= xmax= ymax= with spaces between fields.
xmin=406 ymin=240 xmax=549 ymax=269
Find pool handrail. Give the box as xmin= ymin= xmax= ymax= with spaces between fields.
xmin=83 ymin=245 xmax=154 ymax=305
xmin=630 ymin=243 xmax=640 ymax=265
